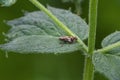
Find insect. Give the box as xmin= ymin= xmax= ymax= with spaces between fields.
xmin=59 ymin=36 xmax=77 ymax=44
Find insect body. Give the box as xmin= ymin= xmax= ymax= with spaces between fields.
xmin=59 ymin=36 xmax=77 ymax=44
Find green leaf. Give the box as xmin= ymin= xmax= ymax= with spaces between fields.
xmin=93 ymin=52 xmax=120 ymax=80
xmin=0 ymin=35 xmax=80 ymax=54
xmin=0 ymin=6 xmax=88 ymax=54
xmin=6 ymin=25 xmax=47 ymax=40
xmin=7 ymin=6 xmax=88 ymax=40
xmin=0 ymin=0 xmax=16 ymax=7
xmin=94 ymin=31 xmax=120 ymax=80
xmin=101 ymin=31 xmax=120 ymax=55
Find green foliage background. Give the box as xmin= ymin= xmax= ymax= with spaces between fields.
xmin=0 ymin=0 xmax=120 ymax=80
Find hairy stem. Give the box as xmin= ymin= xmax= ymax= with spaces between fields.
xmin=96 ymin=41 xmax=120 ymax=53
xmin=83 ymin=0 xmax=98 ymax=80
xmin=29 ymin=0 xmax=88 ymax=52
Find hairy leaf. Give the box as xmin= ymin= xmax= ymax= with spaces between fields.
xmin=0 ymin=35 xmax=80 ymax=54
xmin=93 ymin=53 xmax=120 ymax=80
xmin=0 ymin=6 xmax=88 ymax=54
xmin=6 ymin=25 xmax=47 ymax=40
xmin=0 ymin=0 xmax=16 ymax=7
xmin=7 ymin=6 xmax=88 ymax=40
xmin=102 ymin=31 xmax=120 ymax=55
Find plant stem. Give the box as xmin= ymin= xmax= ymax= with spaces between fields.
xmin=95 ymin=41 xmax=120 ymax=53
xmin=88 ymin=0 xmax=98 ymax=55
xmin=29 ymin=0 xmax=88 ymax=52
xmin=83 ymin=0 xmax=98 ymax=80
xmin=83 ymin=57 xmax=94 ymax=80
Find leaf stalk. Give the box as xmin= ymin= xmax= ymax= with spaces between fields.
xmin=95 ymin=41 xmax=120 ymax=53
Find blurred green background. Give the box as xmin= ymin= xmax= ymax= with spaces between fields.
xmin=0 ymin=0 xmax=120 ymax=80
